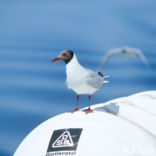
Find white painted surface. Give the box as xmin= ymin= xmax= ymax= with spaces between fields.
xmin=14 ymin=91 xmax=156 ymax=156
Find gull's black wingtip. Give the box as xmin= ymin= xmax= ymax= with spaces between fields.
xmin=98 ymin=72 xmax=104 ymax=77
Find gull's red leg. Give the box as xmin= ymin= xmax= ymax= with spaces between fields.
xmin=76 ymin=95 xmax=79 ymax=109
xmin=82 ymin=95 xmax=93 ymax=114
xmin=69 ymin=95 xmax=79 ymax=113
xmin=89 ymin=95 xmax=91 ymax=108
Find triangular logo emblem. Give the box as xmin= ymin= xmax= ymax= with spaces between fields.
xmin=52 ymin=131 xmax=74 ymax=148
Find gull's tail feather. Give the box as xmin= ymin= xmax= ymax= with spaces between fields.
xmin=103 ymin=75 xmax=109 ymax=83
xmin=104 ymin=75 xmax=109 ymax=79
xmin=103 ymin=80 xmax=109 ymax=83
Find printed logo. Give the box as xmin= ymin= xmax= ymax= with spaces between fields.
xmin=52 ymin=131 xmax=74 ymax=148
xmin=46 ymin=128 xmax=82 ymax=156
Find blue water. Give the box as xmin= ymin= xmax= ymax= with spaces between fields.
xmin=0 ymin=0 xmax=156 ymax=155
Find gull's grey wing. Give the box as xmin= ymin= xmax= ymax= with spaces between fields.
xmin=86 ymin=70 xmax=103 ymax=89
xmin=135 ymin=50 xmax=149 ymax=66
xmin=97 ymin=48 xmax=123 ymax=71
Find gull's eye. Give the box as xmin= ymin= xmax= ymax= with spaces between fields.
xmin=63 ymin=53 xmax=67 ymax=56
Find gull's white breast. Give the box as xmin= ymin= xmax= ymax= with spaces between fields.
xmin=65 ymin=54 xmax=99 ymax=95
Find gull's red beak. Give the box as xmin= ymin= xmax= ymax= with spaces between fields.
xmin=51 ymin=57 xmax=61 ymax=62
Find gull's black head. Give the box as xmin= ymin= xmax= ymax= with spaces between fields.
xmin=59 ymin=49 xmax=74 ymax=64
xmin=51 ymin=49 xmax=74 ymax=64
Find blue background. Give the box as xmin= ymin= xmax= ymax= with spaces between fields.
xmin=0 ymin=0 xmax=156 ymax=155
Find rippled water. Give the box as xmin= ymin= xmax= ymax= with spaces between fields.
xmin=0 ymin=0 xmax=156 ymax=155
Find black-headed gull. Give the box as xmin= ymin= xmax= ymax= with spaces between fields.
xmin=51 ymin=49 xmax=109 ymax=114
xmin=98 ymin=46 xmax=149 ymax=71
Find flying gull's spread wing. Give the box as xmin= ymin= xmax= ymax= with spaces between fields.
xmin=98 ymin=48 xmax=123 ymax=71
xmin=135 ymin=49 xmax=149 ymax=66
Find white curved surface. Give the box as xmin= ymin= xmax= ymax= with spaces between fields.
xmin=14 ymin=91 xmax=156 ymax=156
